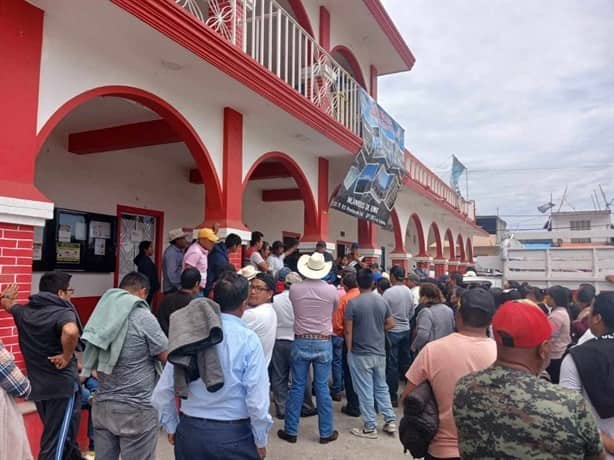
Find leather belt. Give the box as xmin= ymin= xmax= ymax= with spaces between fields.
xmin=181 ymin=413 xmax=249 ymax=424
xmin=295 ymin=334 xmax=331 ymax=340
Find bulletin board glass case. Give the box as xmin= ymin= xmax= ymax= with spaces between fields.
xmin=33 ymin=208 xmax=117 ymax=273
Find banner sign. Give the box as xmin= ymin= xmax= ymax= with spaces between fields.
xmin=330 ymin=89 xmax=406 ymax=227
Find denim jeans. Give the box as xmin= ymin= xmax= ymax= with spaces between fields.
xmin=284 ymin=338 xmax=334 ymax=437
xmin=331 ymin=336 xmax=344 ymax=394
xmin=175 ymin=415 xmax=258 ymax=460
xmin=348 ymin=352 xmax=395 ymax=431
xmin=385 ymin=330 xmax=411 ymax=403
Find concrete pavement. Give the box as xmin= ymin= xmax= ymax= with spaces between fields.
xmin=155 ymin=398 xmax=410 ymax=460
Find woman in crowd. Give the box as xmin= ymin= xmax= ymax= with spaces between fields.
xmin=250 ymin=240 xmax=270 ymax=273
xmin=411 ymin=282 xmax=455 ymax=355
xmin=546 ymin=285 xmax=571 ymax=383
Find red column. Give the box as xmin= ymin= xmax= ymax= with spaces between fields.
xmin=319 ymin=6 xmax=330 ymax=51
xmin=0 ymin=0 xmax=45 ymax=197
xmin=434 ymin=260 xmax=448 ymax=278
xmin=205 ymin=107 xmax=247 ymax=231
xmin=391 ymin=254 xmax=409 ymax=271
xmin=0 ymin=0 xmax=46 ymax=371
xmin=370 ymin=65 xmax=378 ymax=100
xmin=302 ymin=157 xmax=329 ymax=243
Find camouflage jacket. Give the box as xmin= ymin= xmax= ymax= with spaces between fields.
xmin=453 ymin=365 xmax=603 ymax=459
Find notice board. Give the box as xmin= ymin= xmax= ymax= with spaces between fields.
xmin=33 ymin=208 xmax=117 ymax=273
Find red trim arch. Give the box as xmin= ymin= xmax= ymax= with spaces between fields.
xmin=243 ymin=152 xmax=319 ymax=241
xmin=389 ymin=209 xmax=404 ymax=253
xmin=410 ymin=213 xmax=427 ymax=257
xmin=466 ymin=237 xmax=474 ymax=262
xmin=428 ymin=222 xmax=443 ymax=258
xmin=36 ymin=86 xmax=224 ymax=216
xmin=445 ymin=229 xmax=456 ymax=261
xmin=330 ymin=45 xmax=368 ymax=89
xmin=288 ymin=0 xmax=315 ymax=37
xmin=456 ymin=234 xmax=466 ymax=262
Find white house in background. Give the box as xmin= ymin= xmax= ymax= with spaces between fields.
xmin=514 ymin=210 xmax=614 ymax=247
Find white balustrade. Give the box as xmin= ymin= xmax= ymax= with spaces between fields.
xmin=176 ymin=0 xmax=360 ymax=135
xmin=176 ymin=0 xmax=477 ymax=221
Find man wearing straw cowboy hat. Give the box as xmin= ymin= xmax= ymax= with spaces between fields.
xmin=278 ymin=253 xmax=339 ymax=445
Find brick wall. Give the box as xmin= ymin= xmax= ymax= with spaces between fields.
xmin=0 ymin=223 xmax=34 ymax=370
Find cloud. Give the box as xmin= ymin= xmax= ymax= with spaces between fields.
xmin=379 ymin=0 xmax=614 ymax=230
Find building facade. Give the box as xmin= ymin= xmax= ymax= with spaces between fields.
xmin=1 ymin=0 xmax=486 ymax=375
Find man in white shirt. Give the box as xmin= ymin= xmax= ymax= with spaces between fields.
xmin=267 ymin=240 xmax=298 ymax=280
xmin=242 ymin=273 xmax=278 ymax=366
xmin=561 ymin=292 xmax=614 ymax=460
xmin=269 ymin=272 xmax=316 ymax=419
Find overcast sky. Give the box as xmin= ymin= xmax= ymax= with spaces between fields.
xmin=378 ymin=0 xmax=614 ymax=231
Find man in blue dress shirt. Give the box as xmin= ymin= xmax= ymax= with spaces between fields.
xmin=152 ymin=273 xmax=273 ymax=459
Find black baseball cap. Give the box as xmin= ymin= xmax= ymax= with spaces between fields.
xmin=460 ymin=288 xmax=495 ymax=314
xmin=389 ymin=265 xmax=406 ymax=280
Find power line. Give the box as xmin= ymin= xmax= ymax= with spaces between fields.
xmin=469 ymin=164 xmax=612 ymax=173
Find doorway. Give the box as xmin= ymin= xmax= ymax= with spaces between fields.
xmin=115 ymin=205 xmax=164 ymax=287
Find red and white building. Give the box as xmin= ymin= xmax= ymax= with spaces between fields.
xmin=1 ymin=0 xmax=486 ymax=373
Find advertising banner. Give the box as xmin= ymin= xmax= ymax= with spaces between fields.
xmin=330 ymin=89 xmax=406 ymax=227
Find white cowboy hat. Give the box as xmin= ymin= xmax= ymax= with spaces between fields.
xmin=237 ymin=265 xmax=260 ymax=281
xmin=297 ymin=252 xmax=332 ymax=280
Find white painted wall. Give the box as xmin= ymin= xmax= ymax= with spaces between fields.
xmin=329 ymin=13 xmax=372 ymax=93
xmin=242 ymin=178 xmax=304 ymax=241
xmin=38 ymin=6 xmax=226 ymax=183
xmin=33 ymin=132 xmax=205 ymax=296
xmin=242 ymin=114 xmax=320 ymax=209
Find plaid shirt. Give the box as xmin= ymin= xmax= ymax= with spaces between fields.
xmin=0 ymin=340 xmax=30 ymax=398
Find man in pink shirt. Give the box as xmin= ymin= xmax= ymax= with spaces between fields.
xmin=278 ymin=253 xmax=339 ymax=445
xmin=401 ymin=288 xmax=497 ymax=460
xmin=183 ymin=228 xmax=217 ymax=295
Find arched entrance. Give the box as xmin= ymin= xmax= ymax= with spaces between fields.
xmin=466 ymin=237 xmax=474 ymax=263
xmin=456 ymin=234 xmax=466 ymax=262
xmin=34 ymin=86 xmax=222 ymax=317
xmin=242 ymin=151 xmax=318 ymax=243
xmin=427 ymin=222 xmax=443 ymax=259
xmin=330 ymin=45 xmax=367 ymax=89
xmin=405 ymin=213 xmax=426 ymax=257
xmin=444 ymin=229 xmax=456 ymax=262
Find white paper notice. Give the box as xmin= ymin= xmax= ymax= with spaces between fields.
xmin=131 ymin=230 xmax=144 ymax=243
xmin=34 ymin=226 xmax=44 ymax=244
xmin=90 ymin=221 xmax=111 ymax=239
xmin=94 ymin=238 xmax=106 ymax=256
xmin=33 ymin=243 xmax=42 ymax=261
xmin=58 ymin=224 xmax=72 ymax=242
xmin=75 ymin=222 xmax=87 ymax=241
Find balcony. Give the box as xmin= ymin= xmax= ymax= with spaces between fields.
xmin=405 ymin=151 xmax=476 ymax=221
xmin=176 ymin=0 xmax=361 ymax=135
xmin=174 ymin=0 xmax=476 ymax=222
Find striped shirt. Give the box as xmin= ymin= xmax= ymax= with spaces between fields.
xmin=0 ymin=341 xmax=31 ymax=398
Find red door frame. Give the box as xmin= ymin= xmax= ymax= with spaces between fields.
xmin=115 ymin=205 xmax=165 ymax=288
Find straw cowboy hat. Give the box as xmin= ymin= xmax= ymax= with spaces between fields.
xmin=297 ymin=252 xmax=333 ymax=280
xmin=237 ymin=265 xmax=260 ymax=281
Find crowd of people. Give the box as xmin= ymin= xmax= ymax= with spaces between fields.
xmin=0 ymin=226 xmax=613 ymax=460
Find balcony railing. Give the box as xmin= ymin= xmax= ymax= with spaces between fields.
xmin=176 ymin=0 xmax=361 ymax=135
xmin=405 ymin=151 xmax=476 ymax=220
xmin=174 ymin=0 xmax=476 ymax=222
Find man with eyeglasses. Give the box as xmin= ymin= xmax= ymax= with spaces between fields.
xmin=1 ymin=271 xmax=83 ymax=460
xmin=242 ymin=273 xmax=278 ymax=366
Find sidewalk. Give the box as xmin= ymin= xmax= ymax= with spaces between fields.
xmin=155 ymin=399 xmax=408 ymax=460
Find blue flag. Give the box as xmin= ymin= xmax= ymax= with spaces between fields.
xmin=450 ymin=155 xmax=466 ymax=196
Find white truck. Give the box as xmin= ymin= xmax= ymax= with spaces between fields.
xmin=504 ymin=246 xmax=614 ymax=291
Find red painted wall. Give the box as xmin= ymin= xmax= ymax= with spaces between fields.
xmin=0 ymin=0 xmax=45 ymax=200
